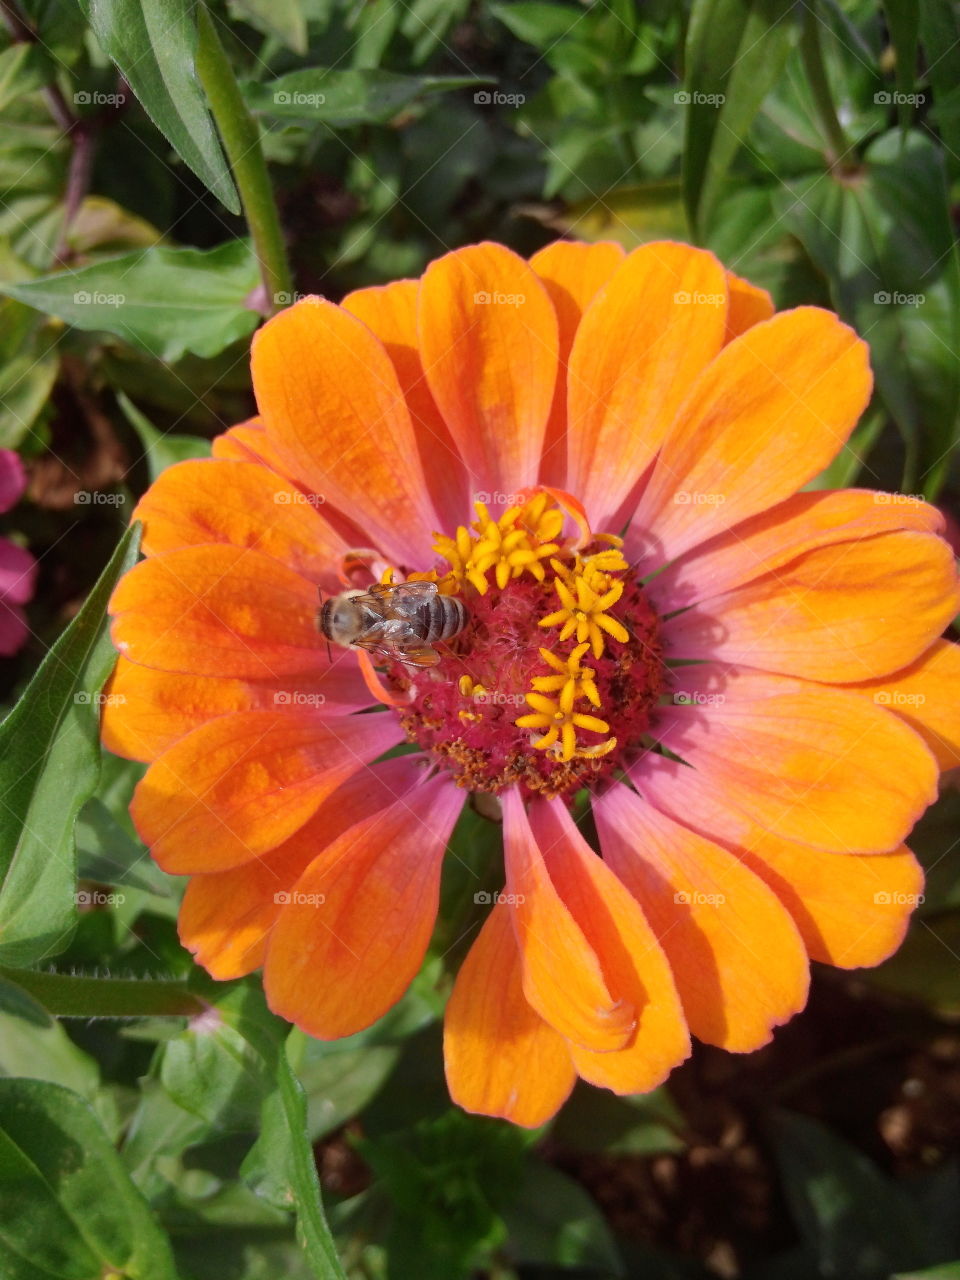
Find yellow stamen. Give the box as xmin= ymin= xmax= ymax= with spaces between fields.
xmin=517 ymin=689 xmax=612 ymax=764
xmin=435 ymin=490 xmax=569 ymax=595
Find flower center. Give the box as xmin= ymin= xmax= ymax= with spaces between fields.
xmin=378 ymin=491 xmax=666 ymax=799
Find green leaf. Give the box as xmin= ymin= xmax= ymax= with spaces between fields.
xmin=0 ymin=100 xmax=68 ymax=270
xmin=0 ymin=241 xmax=261 ymax=362
xmin=780 ymin=130 xmax=960 ymax=496
xmin=0 ymin=321 xmax=58 ymax=449
xmin=76 ymin=796 xmax=173 ymax=898
xmin=895 ymin=1266 xmax=960 ymax=1280
xmin=550 ymin=1082 xmax=687 ymax=1157
xmin=543 ymin=179 xmax=690 ymax=247
xmin=0 ymin=44 xmax=45 ymax=113
xmin=161 ymin=1006 xmax=272 ymax=1131
xmin=920 ymin=0 xmax=960 ymax=177
xmin=244 ymin=69 xmax=488 ymax=126
xmin=118 ymin=390 xmax=211 ymax=481
xmin=490 ymin=1 xmax=584 ymax=49
xmin=199 ymin=982 xmax=347 ymax=1278
xmin=0 ymin=967 xmax=205 ymax=1018
xmin=120 ymin=1079 xmax=210 ymax=1200
xmin=0 ymin=523 xmax=141 ymax=967
xmin=79 ymin=0 xmax=239 ymax=213
xmin=293 ymin=983 xmax=437 ymax=1141
xmin=357 ymin=1111 xmax=527 ymax=1280
xmin=0 ymin=976 xmax=51 ymax=1028
xmin=275 ymin=1052 xmax=348 ymax=1276
xmin=0 ymin=1001 xmax=117 ymax=1131
xmin=0 ymin=1078 xmax=177 ymax=1279
xmin=883 ymin=0 xmax=919 ymax=130
xmin=231 ymin=0 xmax=308 ymax=54
xmin=770 ymin=1110 xmax=932 ymax=1277
xmin=682 ymin=0 xmax=802 ymax=237
xmin=705 ymin=184 xmax=827 ymax=307
xmin=502 ymin=1159 xmax=625 ymax=1274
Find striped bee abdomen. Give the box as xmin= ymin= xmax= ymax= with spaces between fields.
xmin=423 ymin=594 xmax=467 ymax=643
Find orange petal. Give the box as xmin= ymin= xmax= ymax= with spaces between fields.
xmin=179 ymin=755 xmax=427 ymax=979
xmin=724 ymin=269 xmax=774 ymax=342
xmin=650 ymin=488 xmax=945 ymax=613
xmin=526 ymin=797 xmax=690 ymax=1094
xmin=418 ymin=243 xmax=559 ymax=498
xmin=110 ymin=545 xmax=325 ymax=678
xmin=841 ymin=639 xmax=960 ymax=771
xmin=501 ymin=789 xmax=635 ymax=1052
xmin=653 ymin=664 xmax=938 ymax=853
xmin=638 ymin=756 xmax=926 ymax=968
xmin=663 ymin=530 xmax=960 ymax=682
xmin=632 ymin=307 xmax=872 ymax=563
xmin=263 ymin=773 xmax=464 ymax=1038
xmin=566 ymin=241 xmax=728 ymax=529
xmin=133 ymin=458 xmax=348 ymax=584
xmin=528 ymin=239 xmax=625 ymax=487
xmin=131 ymin=709 xmax=403 ymax=874
xmin=594 ymin=785 xmax=809 ymax=1051
xmin=250 ymin=297 xmax=439 ymax=565
xmin=211 ymin=417 xmax=298 ymax=480
xmin=444 ymin=902 xmax=576 ymax=1127
xmin=210 ymin=416 xmax=262 ymax=457
xmin=343 ymin=279 xmax=467 ymax=531
xmin=100 ymin=656 xmax=370 ymax=763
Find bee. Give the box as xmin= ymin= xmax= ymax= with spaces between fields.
xmin=318 ymin=580 xmax=468 ymax=669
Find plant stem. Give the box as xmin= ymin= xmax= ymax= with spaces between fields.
xmin=195 ymin=4 xmax=292 ymax=311
xmin=800 ymin=5 xmax=853 ymax=167
xmin=1 ymin=967 xmax=207 ymax=1018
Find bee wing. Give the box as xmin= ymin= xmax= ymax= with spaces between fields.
xmin=397 ymin=645 xmax=441 ymax=669
xmin=367 ymin=581 xmax=438 ymax=622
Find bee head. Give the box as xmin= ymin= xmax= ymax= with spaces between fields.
xmin=319 ymin=591 xmax=364 ymax=647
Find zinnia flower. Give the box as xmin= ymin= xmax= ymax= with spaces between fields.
xmin=104 ymin=240 xmax=960 ymax=1127
xmin=0 ymin=449 xmax=37 ymax=656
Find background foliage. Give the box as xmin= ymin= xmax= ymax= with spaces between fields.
xmin=0 ymin=0 xmax=959 ymax=1277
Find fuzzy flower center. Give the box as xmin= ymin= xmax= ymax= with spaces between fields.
xmin=381 ymin=491 xmax=665 ymax=799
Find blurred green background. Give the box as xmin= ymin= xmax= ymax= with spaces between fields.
xmin=0 ymin=1 xmax=959 ymax=1277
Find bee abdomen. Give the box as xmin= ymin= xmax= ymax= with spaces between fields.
xmin=425 ymin=595 xmax=468 ymax=643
